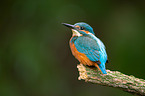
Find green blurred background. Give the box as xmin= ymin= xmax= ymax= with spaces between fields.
xmin=0 ymin=0 xmax=145 ymax=96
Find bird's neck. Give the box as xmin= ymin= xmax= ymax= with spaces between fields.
xmin=69 ymin=36 xmax=78 ymax=44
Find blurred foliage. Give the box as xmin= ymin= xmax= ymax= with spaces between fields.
xmin=0 ymin=0 xmax=145 ymax=96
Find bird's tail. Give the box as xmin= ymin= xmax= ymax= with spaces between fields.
xmin=95 ymin=63 xmax=107 ymax=74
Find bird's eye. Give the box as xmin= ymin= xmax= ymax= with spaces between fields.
xmin=80 ymin=27 xmax=84 ymax=30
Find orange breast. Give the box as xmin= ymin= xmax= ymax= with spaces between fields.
xmin=69 ymin=37 xmax=102 ymax=72
xmin=69 ymin=37 xmax=102 ymax=73
xmin=69 ymin=41 xmax=93 ymax=66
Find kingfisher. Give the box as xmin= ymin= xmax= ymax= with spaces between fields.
xmin=62 ymin=22 xmax=108 ymax=74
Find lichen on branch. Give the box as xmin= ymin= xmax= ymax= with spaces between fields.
xmin=77 ymin=64 xmax=145 ymax=96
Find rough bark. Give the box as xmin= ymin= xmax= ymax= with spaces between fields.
xmin=77 ymin=64 xmax=145 ymax=96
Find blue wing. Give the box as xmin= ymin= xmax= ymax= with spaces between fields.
xmin=74 ymin=36 xmax=102 ymax=63
xmin=74 ymin=36 xmax=108 ymax=74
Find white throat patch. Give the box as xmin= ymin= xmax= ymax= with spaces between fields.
xmin=71 ymin=29 xmax=82 ymax=36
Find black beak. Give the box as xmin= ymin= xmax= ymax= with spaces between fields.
xmin=62 ymin=23 xmax=75 ymax=29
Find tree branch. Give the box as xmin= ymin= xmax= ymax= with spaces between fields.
xmin=77 ymin=64 xmax=145 ymax=96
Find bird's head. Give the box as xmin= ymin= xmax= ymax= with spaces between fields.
xmin=62 ymin=22 xmax=95 ymax=36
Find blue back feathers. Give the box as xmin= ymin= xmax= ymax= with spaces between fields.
xmin=73 ymin=36 xmax=107 ymax=74
xmin=74 ymin=36 xmax=100 ymax=62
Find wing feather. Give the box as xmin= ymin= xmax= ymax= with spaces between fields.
xmin=74 ymin=36 xmax=101 ymax=63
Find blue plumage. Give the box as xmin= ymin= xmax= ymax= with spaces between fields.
xmin=74 ymin=22 xmax=95 ymax=35
xmin=74 ymin=35 xmax=107 ymax=74
xmin=62 ymin=22 xmax=108 ymax=74
xmin=74 ymin=36 xmax=100 ymax=61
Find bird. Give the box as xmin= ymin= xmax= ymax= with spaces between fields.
xmin=62 ymin=22 xmax=108 ymax=74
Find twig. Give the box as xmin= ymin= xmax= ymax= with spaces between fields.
xmin=77 ymin=64 xmax=145 ymax=96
